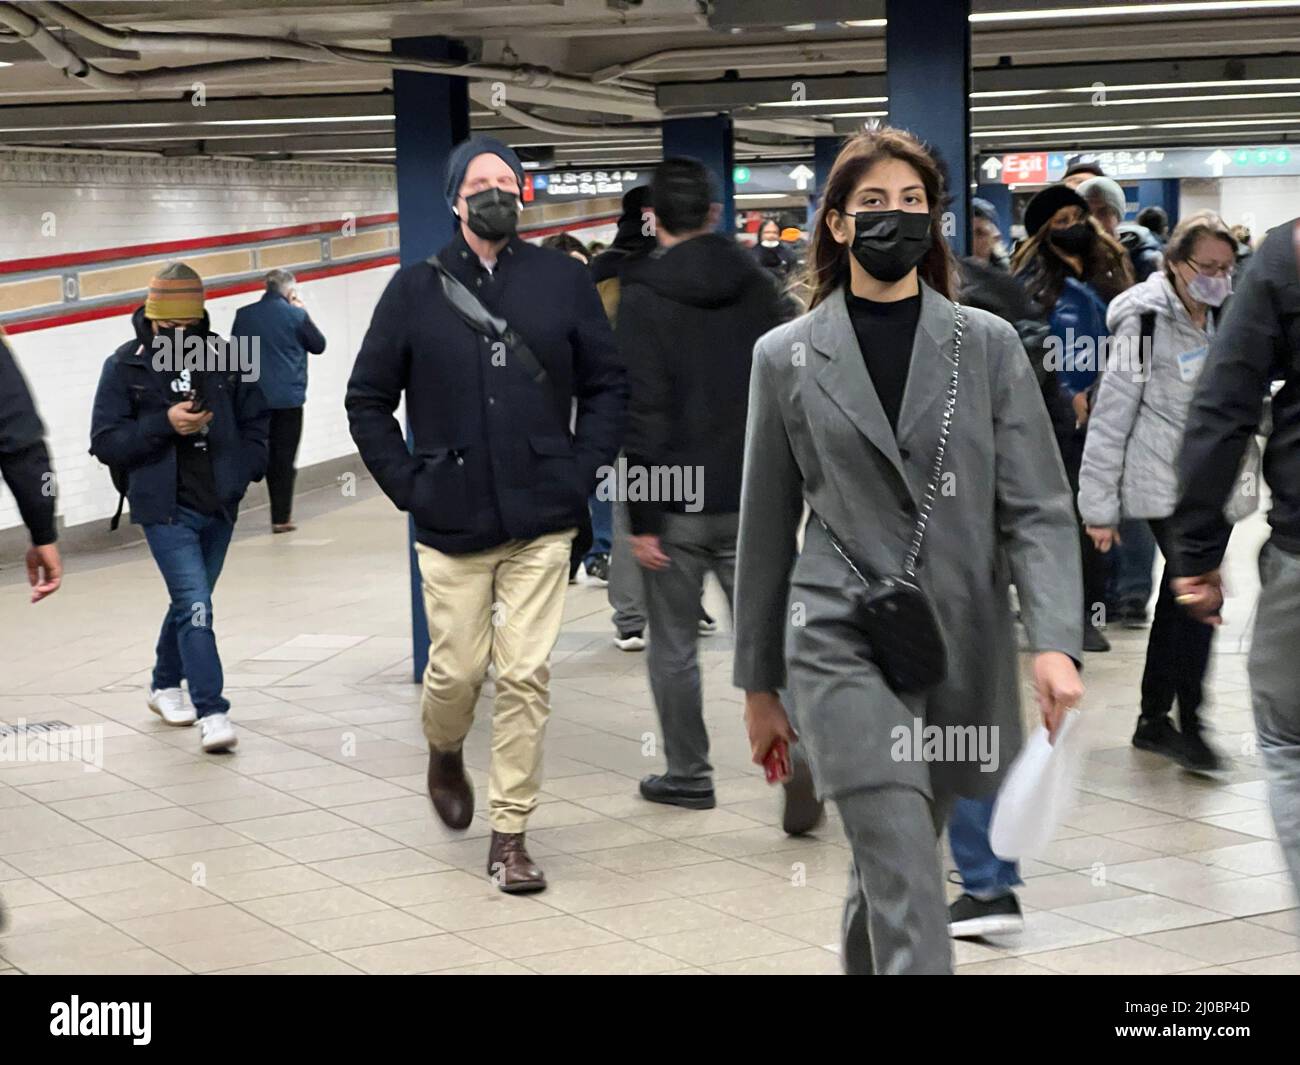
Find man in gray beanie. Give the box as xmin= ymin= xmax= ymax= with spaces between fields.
xmin=347 ymin=134 xmax=625 ymax=893
xmin=1078 ymin=174 xmax=1163 ymax=282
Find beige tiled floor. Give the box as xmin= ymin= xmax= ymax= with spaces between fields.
xmin=0 ymin=480 xmax=1296 ymax=975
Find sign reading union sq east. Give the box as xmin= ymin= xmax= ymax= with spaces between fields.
xmin=979 ymin=146 xmax=1298 ymax=184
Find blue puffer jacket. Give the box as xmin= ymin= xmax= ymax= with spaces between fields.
xmin=89 ymin=307 xmax=270 ymax=526
xmin=1049 ymin=275 xmax=1111 ymax=398
xmin=229 ymin=290 xmax=326 ymax=410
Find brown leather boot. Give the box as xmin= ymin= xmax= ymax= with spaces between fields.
xmin=426 ymin=745 xmax=473 ymax=830
xmin=487 ymin=830 xmax=547 ymax=893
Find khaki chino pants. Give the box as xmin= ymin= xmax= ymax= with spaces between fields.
xmin=415 ymin=528 xmax=574 ymax=833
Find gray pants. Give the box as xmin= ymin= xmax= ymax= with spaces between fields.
xmin=644 ymin=511 xmax=738 ymax=784
xmin=1250 ymin=541 xmax=1300 ymax=900
xmin=835 ymin=785 xmax=954 ymax=975
xmin=609 ymin=497 xmax=646 ymax=636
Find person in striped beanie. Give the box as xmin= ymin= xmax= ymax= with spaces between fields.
xmin=90 ymin=260 xmax=269 ymax=755
xmin=144 ymin=261 xmax=206 ymax=323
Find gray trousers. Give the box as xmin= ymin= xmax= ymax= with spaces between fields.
xmin=835 ymin=785 xmax=954 ymax=975
xmin=644 ymin=511 xmax=738 ymax=784
xmin=609 ymin=497 xmax=646 ymax=636
xmin=1250 ymin=541 xmax=1300 ymax=900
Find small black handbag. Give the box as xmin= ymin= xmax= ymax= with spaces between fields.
xmin=816 ymin=304 xmax=965 ymax=694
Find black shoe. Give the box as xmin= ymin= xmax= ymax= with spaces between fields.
xmin=639 ymin=773 xmax=716 ymax=810
xmin=1179 ymin=729 xmax=1226 ymax=775
xmin=781 ymin=753 xmax=825 ymax=836
xmin=1118 ymin=599 xmax=1150 ymax=629
xmin=583 ymin=553 xmax=610 ymax=585
xmin=1083 ymin=623 xmax=1111 ymax=652
xmin=1132 ymin=715 xmax=1183 ymax=761
xmin=948 ymin=892 xmax=1024 ymax=939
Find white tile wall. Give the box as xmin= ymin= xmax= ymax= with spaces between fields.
xmin=0 ymin=148 xmax=621 ymax=536
xmin=0 ymin=149 xmax=397 ymax=535
xmin=0 ymin=150 xmax=395 ymax=257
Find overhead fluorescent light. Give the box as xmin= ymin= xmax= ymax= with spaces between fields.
xmin=973 ymin=90 xmax=1300 ymax=112
xmin=974 ymin=77 xmax=1300 ymax=100
xmin=971 ymin=1 xmax=1300 ymax=23
xmin=973 ymin=124 xmax=1143 ymax=137
xmin=754 ymin=96 xmax=887 ymax=108
xmin=205 ymin=115 xmax=394 ymax=127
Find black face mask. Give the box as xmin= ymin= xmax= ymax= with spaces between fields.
xmin=845 ymin=209 xmax=933 ymax=283
xmin=462 ymin=187 xmax=520 ymax=241
xmin=1049 ymin=223 xmax=1094 ymax=257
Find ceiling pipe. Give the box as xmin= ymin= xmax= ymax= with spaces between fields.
xmin=30 ymin=0 xmax=653 ymax=104
xmin=0 ymin=3 xmax=328 ymax=90
xmin=591 ymin=38 xmax=884 ymax=84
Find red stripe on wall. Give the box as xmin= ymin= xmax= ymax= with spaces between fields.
xmin=3 ymin=255 xmax=400 ymax=335
xmin=521 ymin=214 xmax=619 ymax=240
xmin=1 ymin=211 xmax=619 ymax=334
xmin=0 ymin=213 xmax=399 ymax=276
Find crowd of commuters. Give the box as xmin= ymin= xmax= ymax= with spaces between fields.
xmin=2 ymin=127 xmax=1298 ymax=974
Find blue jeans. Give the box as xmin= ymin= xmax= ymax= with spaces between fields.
xmin=949 ymin=795 xmax=1021 ymax=900
xmin=586 ymin=492 xmax=612 ymax=562
xmin=1110 ymin=518 xmax=1156 ymax=609
xmin=143 ymin=506 xmax=235 ymax=718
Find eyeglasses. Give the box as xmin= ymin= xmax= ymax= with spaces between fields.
xmin=1187 ymin=259 xmax=1235 ymax=278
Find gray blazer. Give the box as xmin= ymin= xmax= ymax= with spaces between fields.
xmin=733 ymin=282 xmax=1083 ymax=799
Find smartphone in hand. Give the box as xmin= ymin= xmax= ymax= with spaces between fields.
xmin=763 ymin=738 xmax=792 ymax=785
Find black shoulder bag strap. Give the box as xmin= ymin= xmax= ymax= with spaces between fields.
xmin=429 ymin=257 xmax=565 ymax=428
xmin=108 ymin=345 xmax=144 ymax=532
xmin=820 ymin=302 xmax=965 ymax=582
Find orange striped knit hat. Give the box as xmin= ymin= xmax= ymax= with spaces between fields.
xmin=143 ymin=261 xmax=205 ymax=321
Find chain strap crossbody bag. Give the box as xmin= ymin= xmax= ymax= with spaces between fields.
xmin=815 ymin=304 xmax=965 ymax=694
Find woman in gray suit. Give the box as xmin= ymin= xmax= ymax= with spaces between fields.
xmin=733 ymin=129 xmax=1085 ymax=974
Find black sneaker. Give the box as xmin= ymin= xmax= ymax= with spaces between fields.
xmin=583 ymin=553 xmax=610 ymax=585
xmin=1118 ymin=599 xmax=1150 ymax=629
xmin=781 ymin=753 xmax=825 ymax=836
xmin=1132 ymin=715 xmax=1183 ymax=761
xmin=1083 ymin=623 xmax=1111 ymax=652
xmin=1179 ymin=729 xmax=1226 ymax=775
xmin=639 ymin=774 xmax=716 ymax=810
xmin=948 ymin=892 xmax=1024 ymax=939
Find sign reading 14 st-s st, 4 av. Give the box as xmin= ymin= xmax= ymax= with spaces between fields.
xmin=979 ymin=146 xmax=1298 ymax=183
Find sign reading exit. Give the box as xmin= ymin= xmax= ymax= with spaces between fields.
xmin=979 ymin=146 xmax=1300 ymax=183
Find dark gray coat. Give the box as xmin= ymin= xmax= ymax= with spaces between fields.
xmin=733 ymin=282 xmax=1083 ymax=799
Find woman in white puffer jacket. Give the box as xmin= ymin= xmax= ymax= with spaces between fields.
xmin=1079 ymin=211 xmax=1258 ymax=774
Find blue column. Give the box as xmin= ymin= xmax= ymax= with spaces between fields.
xmin=661 ymin=115 xmax=736 ymax=234
xmin=886 ymin=0 xmax=972 ymax=256
xmin=975 ymin=182 xmax=1013 ymax=235
xmin=1135 ymin=178 xmax=1180 ymax=229
xmin=810 ymin=134 xmax=842 ymax=224
xmin=394 ymin=37 xmax=469 ymax=682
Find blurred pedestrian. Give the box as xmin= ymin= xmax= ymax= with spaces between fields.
xmin=230 ymin=269 xmax=326 ymax=533
xmin=1169 ymin=216 xmax=1300 ymax=895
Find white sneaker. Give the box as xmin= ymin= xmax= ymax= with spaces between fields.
xmin=147 ymin=687 xmax=196 ymax=727
xmin=199 ymin=712 xmax=238 ymax=752
xmin=614 ymin=630 xmax=646 ymax=652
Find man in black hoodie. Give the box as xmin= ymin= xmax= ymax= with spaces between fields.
xmin=618 ymin=157 xmax=787 ymax=809
xmin=1170 ymin=216 xmax=1300 ymax=895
